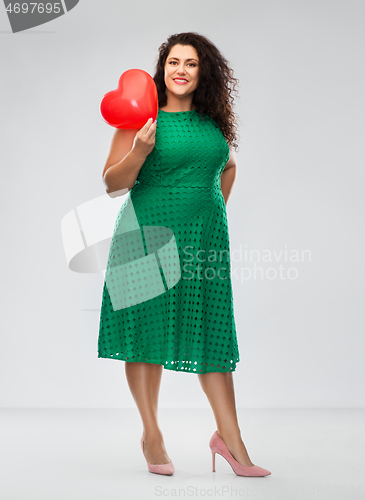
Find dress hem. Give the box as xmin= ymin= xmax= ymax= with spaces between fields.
xmin=97 ymin=352 xmax=239 ymax=374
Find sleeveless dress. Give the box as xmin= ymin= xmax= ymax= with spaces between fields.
xmin=98 ymin=108 xmax=240 ymax=373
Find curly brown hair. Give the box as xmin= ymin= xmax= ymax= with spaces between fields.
xmin=153 ymin=32 xmax=240 ymax=150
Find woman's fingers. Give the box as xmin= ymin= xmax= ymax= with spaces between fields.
xmin=145 ymin=120 xmax=157 ymax=140
xmin=138 ymin=118 xmax=156 ymax=141
xmin=142 ymin=118 xmax=155 ymax=134
xmin=141 ymin=117 xmax=153 ymax=132
xmin=132 ymin=118 xmax=156 ymax=159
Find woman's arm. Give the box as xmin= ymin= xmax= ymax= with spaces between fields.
xmin=102 ymin=118 xmax=157 ymax=197
xmin=220 ymin=147 xmax=237 ymax=205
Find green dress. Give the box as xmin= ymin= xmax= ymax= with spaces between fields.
xmin=98 ymin=108 xmax=240 ymax=373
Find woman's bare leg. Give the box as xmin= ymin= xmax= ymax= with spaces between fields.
xmin=198 ymin=371 xmax=255 ymax=466
xmin=125 ymin=361 xmax=171 ymax=464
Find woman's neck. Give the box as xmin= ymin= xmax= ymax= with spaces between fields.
xmin=161 ymin=93 xmax=195 ymax=113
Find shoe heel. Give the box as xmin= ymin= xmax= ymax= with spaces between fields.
xmin=209 ymin=431 xmax=271 ymax=477
xmin=211 ymin=449 xmax=216 ymax=472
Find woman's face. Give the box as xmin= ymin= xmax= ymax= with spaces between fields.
xmin=164 ymin=44 xmax=200 ymax=100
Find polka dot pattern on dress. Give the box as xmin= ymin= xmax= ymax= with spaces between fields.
xmin=98 ymin=109 xmax=240 ymax=374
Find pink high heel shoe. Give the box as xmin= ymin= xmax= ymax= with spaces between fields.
xmin=209 ymin=431 xmax=271 ymax=477
xmin=140 ymin=437 xmax=175 ymax=475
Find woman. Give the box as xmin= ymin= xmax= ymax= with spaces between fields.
xmin=98 ymin=32 xmax=271 ymax=478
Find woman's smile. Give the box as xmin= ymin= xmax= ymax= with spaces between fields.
xmin=173 ymin=78 xmax=189 ymax=85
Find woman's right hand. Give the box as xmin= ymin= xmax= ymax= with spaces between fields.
xmin=131 ymin=118 xmax=157 ymax=159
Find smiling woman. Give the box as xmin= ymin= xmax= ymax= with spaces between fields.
xmin=98 ymin=32 xmax=271 ymax=478
xmin=153 ymin=32 xmax=239 ymax=148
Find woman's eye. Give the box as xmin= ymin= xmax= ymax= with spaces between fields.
xmin=168 ymin=62 xmax=196 ymax=67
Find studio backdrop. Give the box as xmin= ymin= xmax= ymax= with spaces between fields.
xmin=1 ymin=0 xmax=364 ymax=409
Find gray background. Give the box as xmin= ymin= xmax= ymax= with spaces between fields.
xmin=1 ymin=0 xmax=364 ymax=409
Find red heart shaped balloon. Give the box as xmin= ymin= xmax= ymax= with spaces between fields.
xmin=100 ymin=69 xmax=158 ymax=129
